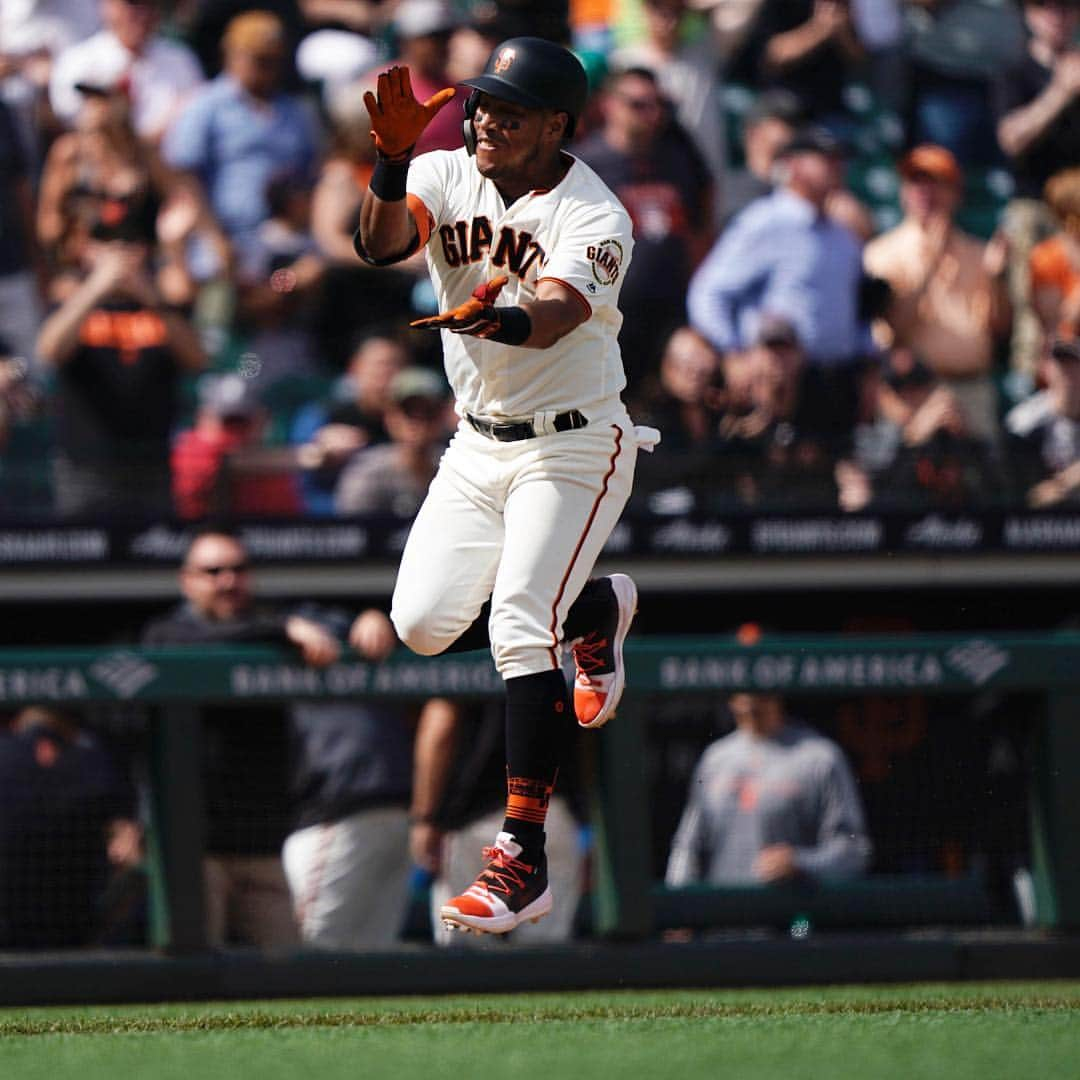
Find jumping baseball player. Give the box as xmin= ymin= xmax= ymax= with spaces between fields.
xmin=356 ymin=37 xmax=658 ymax=935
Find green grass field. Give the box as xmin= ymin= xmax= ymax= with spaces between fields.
xmin=2 ymin=982 xmax=1078 ymax=1080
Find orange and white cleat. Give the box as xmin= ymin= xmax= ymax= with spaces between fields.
xmin=571 ymin=573 xmax=638 ymax=729
xmin=440 ymin=833 xmax=551 ymax=935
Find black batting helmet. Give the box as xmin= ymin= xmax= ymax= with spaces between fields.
xmin=461 ymin=37 xmax=588 ymax=152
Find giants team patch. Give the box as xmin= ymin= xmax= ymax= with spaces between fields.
xmin=588 ymin=239 xmax=623 ymax=286
xmin=494 ymin=48 xmax=516 ymax=74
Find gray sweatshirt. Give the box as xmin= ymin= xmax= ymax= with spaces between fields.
xmin=665 ymin=721 xmax=872 ymax=886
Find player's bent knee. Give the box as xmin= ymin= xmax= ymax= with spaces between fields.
xmin=390 ymin=606 xmax=452 ymax=657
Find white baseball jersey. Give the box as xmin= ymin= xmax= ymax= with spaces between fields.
xmin=404 ymin=147 xmax=635 ymax=420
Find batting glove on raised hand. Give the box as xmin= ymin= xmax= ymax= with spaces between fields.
xmin=363 ymin=65 xmax=456 ymax=161
xmin=410 ymin=276 xmax=509 ymax=337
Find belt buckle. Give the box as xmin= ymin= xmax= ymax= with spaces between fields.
xmin=494 ymin=420 xmax=533 ymax=441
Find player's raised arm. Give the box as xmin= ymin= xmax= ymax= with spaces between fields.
xmin=355 ymin=65 xmax=454 ymax=264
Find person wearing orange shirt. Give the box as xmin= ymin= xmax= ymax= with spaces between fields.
xmin=1029 ymin=166 xmax=1080 ymax=343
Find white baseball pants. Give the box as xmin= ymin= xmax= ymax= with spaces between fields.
xmin=391 ymin=410 xmax=640 ymax=680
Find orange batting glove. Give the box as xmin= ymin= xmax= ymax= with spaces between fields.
xmin=363 ymin=65 xmax=456 ymax=161
xmin=410 ymin=276 xmax=509 ymax=337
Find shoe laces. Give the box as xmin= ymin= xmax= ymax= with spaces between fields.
xmin=572 ymin=632 xmax=608 ymax=675
xmin=475 ymin=845 xmax=533 ymax=896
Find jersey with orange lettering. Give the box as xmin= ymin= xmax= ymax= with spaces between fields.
xmin=402 ymin=146 xmax=634 ymax=421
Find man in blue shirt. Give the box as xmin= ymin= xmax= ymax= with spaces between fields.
xmin=162 ymin=10 xmax=319 ymax=266
xmin=688 ymin=126 xmax=872 ymax=430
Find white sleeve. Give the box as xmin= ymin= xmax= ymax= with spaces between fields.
xmin=405 ymin=150 xmax=451 ymax=235
xmin=537 ymin=204 xmax=634 ymax=316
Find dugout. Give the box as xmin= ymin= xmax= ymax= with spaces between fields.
xmin=2 ymin=509 xmax=1080 ymax=1002
xmin=0 ymin=628 xmax=1078 ymax=1005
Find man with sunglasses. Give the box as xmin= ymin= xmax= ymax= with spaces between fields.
xmin=142 ymin=527 xmax=410 ymax=949
xmin=356 ymin=37 xmax=658 ymax=936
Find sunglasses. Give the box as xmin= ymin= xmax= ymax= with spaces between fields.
xmin=615 ymin=93 xmax=662 ymax=112
xmin=187 ymin=563 xmax=250 ymax=577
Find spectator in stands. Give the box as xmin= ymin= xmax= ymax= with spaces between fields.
xmin=575 ymin=66 xmax=715 ymax=386
xmin=903 ymin=0 xmax=1025 ymax=166
xmin=368 ymin=0 xmax=466 ymax=156
xmin=36 ymin=199 xmax=206 ymax=519
xmin=665 ymin=658 xmax=872 ymax=887
xmin=722 ymin=88 xmax=802 ymax=224
xmin=162 ymin=10 xmax=320 ymax=268
xmin=235 ymin=172 xmax=327 ymax=388
xmin=863 ymin=144 xmax=1010 ymax=443
xmin=714 ymin=314 xmax=856 ymax=510
xmin=335 ymin=366 xmax=452 ymax=516
xmin=283 ymin=606 xmax=422 ymax=951
xmin=688 ymin=125 xmax=871 ymax=435
xmin=171 ymin=373 xmax=303 ymax=520
xmin=290 ymin=328 xmax=409 ymax=515
xmin=995 ymin=0 xmax=1080 ymax=377
xmin=1029 ymin=167 xmax=1080 ymax=341
xmin=637 ymin=325 xmax=727 ymax=451
xmin=412 ymin=697 xmax=587 ymax=947
xmin=1006 ymin=336 xmax=1080 ymax=506
xmin=37 ymin=78 xmax=224 ymax=308
xmin=0 ymin=705 xmax=139 ymax=949
xmin=995 ymin=1 xmax=1080 ymax=198
xmin=141 ymin=527 xmax=343 ymax=949
xmin=726 ymin=0 xmax=865 ymax=126
xmin=849 ymin=347 xmax=1003 ymax=510
xmin=50 ymin=0 xmax=204 ymax=143
xmin=607 ymin=0 xmax=727 ymax=199
xmin=633 ymin=326 xmax=727 ymax=509
xmin=0 ymin=98 xmax=43 ymax=371
xmin=176 ymin=2 xmax=308 ymax=82
xmin=724 ymin=85 xmax=874 ymax=240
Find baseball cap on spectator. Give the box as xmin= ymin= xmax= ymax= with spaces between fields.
xmin=755 ymin=313 xmax=801 ymax=349
xmin=223 ymin=10 xmax=287 ymax=54
xmin=898 ymin=144 xmax=963 ymax=188
xmin=74 ymin=74 xmax=130 ymax=98
xmin=198 ymin=374 xmax=261 ymax=419
xmin=390 ymin=367 xmax=448 ymax=405
xmin=778 ymin=125 xmax=847 ymax=159
xmin=394 ymin=0 xmax=460 ymax=39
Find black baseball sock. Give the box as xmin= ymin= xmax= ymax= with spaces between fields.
xmin=502 ymin=668 xmax=573 ymax=863
xmin=562 ymin=577 xmax=612 ymax=642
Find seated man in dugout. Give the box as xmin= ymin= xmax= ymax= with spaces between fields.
xmin=666 ymin=643 xmax=872 ymax=889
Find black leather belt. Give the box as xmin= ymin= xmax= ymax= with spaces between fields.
xmin=466 ymin=409 xmax=588 ymax=442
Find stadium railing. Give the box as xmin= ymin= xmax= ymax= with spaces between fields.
xmin=0 ymin=630 xmax=1078 ymax=952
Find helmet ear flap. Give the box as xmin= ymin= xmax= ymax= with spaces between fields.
xmin=464 ymin=90 xmax=479 ymax=156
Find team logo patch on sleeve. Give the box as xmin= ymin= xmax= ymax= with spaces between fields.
xmin=588 ymin=239 xmax=623 ymax=286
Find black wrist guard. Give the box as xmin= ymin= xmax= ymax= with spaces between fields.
xmin=369 ymin=157 xmax=409 ymax=202
xmin=485 ymin=306 xmax=532 ymax=346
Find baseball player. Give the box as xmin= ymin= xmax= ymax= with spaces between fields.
xmin=356 ymin=37 xmax=658 ymax=935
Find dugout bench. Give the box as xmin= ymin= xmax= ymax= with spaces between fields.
xmin=0 ymin=631 xmax=1078 ymax=953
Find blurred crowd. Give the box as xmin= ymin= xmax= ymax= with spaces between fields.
xmin=3 ymin=0 xmax=1080 ymax=520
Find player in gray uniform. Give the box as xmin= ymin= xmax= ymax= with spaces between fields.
xmin=666 ymin=690 xmax=872 ymax=887
xmin=356 ymin=38 xmax=658 ymax=934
